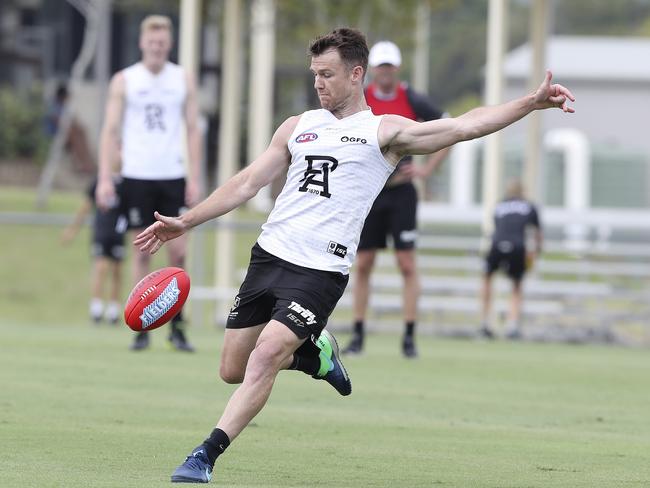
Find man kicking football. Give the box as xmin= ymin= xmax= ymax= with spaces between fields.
xmin=135 ymin=27 xmax=575 ymax=484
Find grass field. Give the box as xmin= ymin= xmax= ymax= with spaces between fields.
xmin=2 ymin=321 xmax=650 ymax=488
xmin=2 ymin=186 xmax=650 ymax=487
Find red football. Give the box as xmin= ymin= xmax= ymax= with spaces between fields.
xmin=124 ymin=267 xmax=191 ymax=332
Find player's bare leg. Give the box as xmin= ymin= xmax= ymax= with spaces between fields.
xmin=396 ymin=249 xmax=419 ymax=357
xmin=479 ymin=274 xmax=496 ymax=338
xmin=130 ymin=230 xmax=152 ymax=350
xmin=171 ymin=321 xmax=350 ymax=483
xmin=217 ymin=321 xmax=303 ymax=438
xmin=506 ymin=280 xmax=523 ymax=339
xmin=219 ymin=324 xmax=267 ymax=384
xmin=90 ymin=257 xmax=110 ymax=323
xmin=104 ymin=260 xmax=122 ymax=324
xmin=166 ymin=234 xmax=193 ymax=351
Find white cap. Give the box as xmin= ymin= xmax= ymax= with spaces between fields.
xmin=368 ymin=41 xmax=402 ymax=67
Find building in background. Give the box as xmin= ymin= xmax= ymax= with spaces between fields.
xmin=502 ymin=36 xmax=650 ymax=209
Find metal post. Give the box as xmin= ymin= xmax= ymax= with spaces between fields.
xmin=179 ymin=0 xmax=205 ymax=325
xmin=412 ymin=2 xmax=430 ymax=93
xmin=215 ymin=0 xmax=243 ymax=324
xmin=179 ymin=0 xmax=200 ymax=74
xmin=523 ymin=0 xmax=548 ymax=202
xmin=481 ymin=0 xmax=509 ymax=241
xmin=411 ymin=2 xmax=431 ymax=199
xmin=247 ymin=0 xmax=276 ymax=212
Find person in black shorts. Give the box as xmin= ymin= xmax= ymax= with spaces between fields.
xmin=62 ymin=176 xmax=128 ymax=324
xmin=132 ymin=28 xmax=574 ymax=483
xmin=95 ymin=16 xmax=202 ymax=352
xmin=480 ymin=179 xmax=543 ymax=339
xmin=344 ymin=40 xmax=451 ymax=358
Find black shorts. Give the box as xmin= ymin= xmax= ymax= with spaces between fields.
xmin=226 ymin=243 xmax=349 ymax=339
xmin=91 ymin=238 xmax=125 ymax=261
xmin=485 ymin=241 xmax=526 ymax=281
xmin=358 ymin=182 xmax=417 ymax=250
xmin=121 ymin=177 xmax=186 ymax=229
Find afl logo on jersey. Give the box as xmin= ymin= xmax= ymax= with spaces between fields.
xmin=295 ymin=132 xmax=318 ymax=143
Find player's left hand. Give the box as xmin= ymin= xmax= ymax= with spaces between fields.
xmin=134 ymin=211 xmax=189 ymax=254
xmin=533 ymin=70 xmax=576 ymax=113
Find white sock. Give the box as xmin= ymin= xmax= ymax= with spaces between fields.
xmin=105 ymin=302 xmax=120 ymax=322
xmin=506 ymin=320 xmax=521 ymax=332
xmin=90 ymin=298 xmax=104 ymax=319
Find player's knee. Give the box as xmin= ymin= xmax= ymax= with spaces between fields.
xmin=398 ymin=260 xmax=416 ymax=278
xmin=246 ymin=343 xmax=284 ymax=381
xmin=219 ymin=363 xmax=244 ymax=384
xmin=356 ymin=256 xmax=375 ymax=276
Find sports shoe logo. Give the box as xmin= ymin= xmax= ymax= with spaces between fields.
xmin=139 ymin=278 xmax=180 ymax=328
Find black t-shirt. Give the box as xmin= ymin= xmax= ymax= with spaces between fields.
xmin=405 ymin=86 xmax=445 ymax=122
xmin=492 ymin=198 xmax=540 ymax=247
xmin=87 ymin=178 xmax=127 ymax=242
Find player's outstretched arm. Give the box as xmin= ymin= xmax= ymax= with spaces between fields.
xmin=135 ymin=115 xmax=299 ymax=254
xmin=384 ymin=70 xmax=575 ymax=159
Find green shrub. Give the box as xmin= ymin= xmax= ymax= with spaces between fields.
xmin=0 ymin=85 xmax=49 ymax=162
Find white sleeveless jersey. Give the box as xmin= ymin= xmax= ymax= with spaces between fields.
xmin=258 ymin=109 xmax=394 ymax=274
xmin=121 ymin=62 xmax=187 ymax=180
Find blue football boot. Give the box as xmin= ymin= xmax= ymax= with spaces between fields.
xmin=171 ymin=446 xmax=212 ymax=483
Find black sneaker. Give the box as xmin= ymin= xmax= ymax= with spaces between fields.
xmin=402 ymin=335 xmax=418 ymax=358
xmin=171 ymin=446 xmax=212 ymax=483
xmin=342 ymin=333 xmax=363 ymax=355
xmin=479 ymin=326 xmax=496 ymax=340
xmin=130 ymin=332 xmax=150 ymax=351
xmin=169 ymin=325 xmax=195 ymax=352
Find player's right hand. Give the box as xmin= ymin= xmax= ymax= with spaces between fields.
xmin=134 ymin=211 xmax=189 ymax=254
xmin=95 ymin=179 xmax=116 ymax=211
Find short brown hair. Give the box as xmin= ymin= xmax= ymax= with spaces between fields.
xmin=505 ymin=178 xmax=525 ymax=199
xmin=309 ymin=28 xmax=369 ymax=76
xmin=140 ymin=15 xmax=173 ymax=36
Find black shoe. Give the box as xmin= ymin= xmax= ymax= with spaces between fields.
xmin=402 ymin=335 xmax=418 ymax=358
xmin=479 ymin=326 xmax=496 ymax=339
xmin=342 ymin=333 xmax=363 ymax=355
xmin=130 ymin=332 xmax=150 ymax=351
xmin=169 ymin=324 xmax=195 ymax=352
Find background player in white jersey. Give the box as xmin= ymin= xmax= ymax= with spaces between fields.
xmin=95 ymin=15 xmax=201 ymax=352
xmin=133 ymin=28 xmax=574 ymax=483
xmin=480 ymin=179 xmax=543 ymax=339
